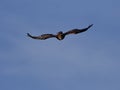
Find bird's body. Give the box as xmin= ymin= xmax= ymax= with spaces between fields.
xmin=27 ymin=24 xmax=93 ymax=40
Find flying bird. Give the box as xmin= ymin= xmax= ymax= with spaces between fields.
xmin=27 ymin=24 xmax=93 ymax=40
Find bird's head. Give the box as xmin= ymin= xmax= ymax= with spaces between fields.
xmin=57 ymin=31 xmax=63 ymax=35
xmin=56 ymin=31 xmax=65 ymax=40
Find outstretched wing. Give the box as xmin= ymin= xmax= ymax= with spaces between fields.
xmin=27 ymin=33 xmax=56 ymax=40
xmin=64 ymin=24 xmax=93 ymax=35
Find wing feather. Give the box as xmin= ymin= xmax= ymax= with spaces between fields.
xmin=64 ymin=24 xmax=93 ymax=35
xmin=27 ymin=33 xmax=56 ymax=40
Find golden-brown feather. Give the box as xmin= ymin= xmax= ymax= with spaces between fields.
xmin=27 ymin=33 xmax=56 ymax=40
xmin=64 ymin=24 xmax=93 ymax=35
xmin=27 ymin=24 xmax=93 ymax=40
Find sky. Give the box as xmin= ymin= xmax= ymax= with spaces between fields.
xmin=0 ymin=0 xmax=120 ymax=90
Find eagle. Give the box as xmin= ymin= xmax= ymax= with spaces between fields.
xmin=27 ymin=24 xmax=93 ymax=40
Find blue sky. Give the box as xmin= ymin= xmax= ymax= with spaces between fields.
xmin=0 ymin=0 xmax=120 ymax=90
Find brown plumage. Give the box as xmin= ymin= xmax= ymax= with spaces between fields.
xmin=27 ymin=24 xmax=93 ymax=40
